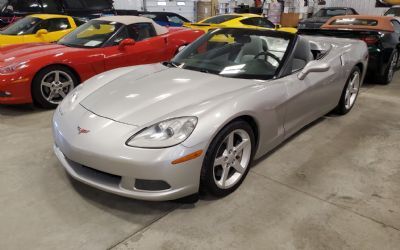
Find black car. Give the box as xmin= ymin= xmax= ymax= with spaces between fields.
xmin=115 ymin=10 xmax=189 ymax=27
xmin=299 ymin=15 xmax=400 ymax=85
xmin=0 ymin=0 xmax=115 ymax=27
xmin=298 ymin=7 xmax=358 ymax=30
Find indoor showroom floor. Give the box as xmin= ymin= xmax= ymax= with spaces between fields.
xmin=1 ymin=74 xmax=399 ymax=250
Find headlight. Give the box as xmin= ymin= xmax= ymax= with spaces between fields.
xmin=126 ymin=117 xmax=198 ymax=148
xmin=0 ymin=61 xmax=28 ymax=74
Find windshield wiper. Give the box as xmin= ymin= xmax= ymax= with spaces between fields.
xmin=163 ymin=61 xmax=180 ymax=68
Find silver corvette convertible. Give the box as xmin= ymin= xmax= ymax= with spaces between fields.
xmin=53 ymin=28 xmax=368 ymax=201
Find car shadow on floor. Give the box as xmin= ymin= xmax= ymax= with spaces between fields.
xmin=0 ymin=104 xmax=47 ymax=117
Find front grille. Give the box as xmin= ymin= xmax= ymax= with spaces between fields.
xmin=68 ymin=160 xmax=122 ymax=186
xmin=135 ymin=179 xmax=171 ymax=191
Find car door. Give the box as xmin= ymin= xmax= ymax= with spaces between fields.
xmin=283 ymin=43 xmax=340 ymax=138
xmin=103 ymin=23 xmax=168 ymax=71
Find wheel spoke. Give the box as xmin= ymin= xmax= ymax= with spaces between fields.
xmin=350 ymin=88 xmax=358 ymax=94
xmin=54 ymin=71 xmax=60 ymax=82
xmin=47 ymin=90 xmax=56 ymax=101
xmin=346 ymin=93 xmax=351 ymax=107
xmin=226 ymin=133 xmax=234 ymax=151
xmin=234 ymin=139 xmax=249 ymax=152
xmin=232 ymin=161 xmax=245 ymax=174
xmin=214 ymin=156 xmax=225 ymax=167
xmin=41 ymin=81 xmax=52 ymax=88
xmin=61 ymin=81 xmax=73 ymax=88
xmin=219 ymin=167 xmax=229 ymax=187
xmin=59 ymin=91 xmax=66 ymax=98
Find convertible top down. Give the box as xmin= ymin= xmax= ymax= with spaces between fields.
xmin=53 ymin=28 xmax=368 ymax=201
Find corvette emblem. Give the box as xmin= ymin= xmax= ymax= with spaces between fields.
xmin=77 ymin=126 xmax=90 ymax=135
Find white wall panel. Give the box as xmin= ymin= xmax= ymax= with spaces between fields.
xmin=321 ymin=0 xmax=388 ymax=15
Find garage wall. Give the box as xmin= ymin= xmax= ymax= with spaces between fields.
xmin=114 ymin=0 xmax=144 ymax=10
xmin=114 ymin=0 xmax=195 ymax=21
xmin=320 ymin=0 xmax=388 ymax=15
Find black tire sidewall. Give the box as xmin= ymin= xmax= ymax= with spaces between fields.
xmin=381 ymin=50 xmax=398 ymax=85
xmin=200 ymin=120 xmax=255 ymax=197
xmin=32 ymin=66 xmax=78 ymax=109
xmin=335 ymin=67 xmax=361 ymax=115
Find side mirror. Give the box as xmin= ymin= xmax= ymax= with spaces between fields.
xmin=177 ymin=44 xmax=186 ymax=52
xmin=36 ymin=29 xmax=48 ymax=36
xmin=118 ymin=38 xmax=136 ymax=49
xmin=298 ymin=61 xmax=330 ymax=80
xmin=275 ymin=24 xmax=282 ymax=29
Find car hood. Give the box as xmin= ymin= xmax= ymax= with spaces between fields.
xmin=80 ymin=65 xmax=255 ymax=126
xmin=0 ymin=43 xmax=81 ymax=64
xmin=300 ymin=17 xmax=330 ymax=24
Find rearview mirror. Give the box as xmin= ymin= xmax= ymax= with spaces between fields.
xmin=36 ymin=29 xmax=48 ymax=36
xmin=118 ymin=38 xmax=136 ymax=50
xmin=298 ymin=61 xmax=330 ymax=80
xmin=275 ymin=24 xmax=282 ymax=29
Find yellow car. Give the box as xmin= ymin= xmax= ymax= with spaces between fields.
xmin=0 ymin=14 xmax=81 ymax=46
xmin=184 ymin=13 xmax=297 ymax=33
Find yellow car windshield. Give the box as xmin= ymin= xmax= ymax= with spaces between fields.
xmin=0 ymin=16 xmax=42 ymax=35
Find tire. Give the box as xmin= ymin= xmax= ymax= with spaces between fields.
xmin=200 ymin=120 xmax=255 ymax=197
xmin=32 ymin=65 xmax=78 ymax=109
xmin=378 ymin=50 xmax=398 ymax=85
xmin=334 ymin=67 xmax=361 ymax=115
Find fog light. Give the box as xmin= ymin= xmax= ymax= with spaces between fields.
xmin=0 ymin=91 xmax=11 ymax=97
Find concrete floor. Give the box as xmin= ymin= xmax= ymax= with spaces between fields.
xmin=1 ymin=75 xmax=399 ymax=250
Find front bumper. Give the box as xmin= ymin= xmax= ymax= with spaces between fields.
xmin=0 ymin=74 xmax=32 ymax=104
xmin=53 ymin=105 xmax=205 ymax=201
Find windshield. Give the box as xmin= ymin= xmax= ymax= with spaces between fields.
xmin=385 ymin=8 xmax=400 ymax=17
xmin=0 ymin=16 xmax=42 ymax=35
xmin=58 ymin=20 xmax=122 ymax=48
xmin=330 ymin=18 xmax=378 ymax=26
xmin=314 ymin=9 xmax=347 ymax=17
xmin=171 ymin=29 xmax=292 ymax=80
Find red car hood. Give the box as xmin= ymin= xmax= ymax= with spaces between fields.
xmin=0 ymin=43 xmax=82 ymax=65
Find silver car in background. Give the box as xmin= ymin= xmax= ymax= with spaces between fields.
xmin=53 ymin=28 xmax=368 ymax=201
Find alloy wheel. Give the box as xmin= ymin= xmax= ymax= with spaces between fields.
xmin=40 ymin=70 xmax=74 ymax=105
xmin=212 ymin=129 xmax=252 ymax=189
xmin=344 ymin=70 xmax=360 ymax=110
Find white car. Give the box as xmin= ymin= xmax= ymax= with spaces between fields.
xmin=53 ymin=28 xmax=368 ymax=201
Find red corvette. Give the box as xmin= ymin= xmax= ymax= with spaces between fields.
xmin=0 ymin=16 xmax=204 ymax=108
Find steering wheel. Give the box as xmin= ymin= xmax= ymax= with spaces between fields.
xmin=254 ymin=51 xmax=281 ymax=64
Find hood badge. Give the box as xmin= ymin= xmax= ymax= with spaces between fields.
xmin=77 ymin=126 xmax=90 ymax=135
